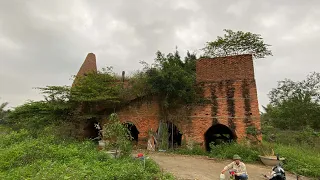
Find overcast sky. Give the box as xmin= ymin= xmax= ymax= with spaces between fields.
xmin=0 ymin=0 xmax=319 ymax=111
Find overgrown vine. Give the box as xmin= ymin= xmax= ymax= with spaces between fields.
xmin=226 ymin=80 xmax=236 ymax=131
xmin=210 ymin=84 xmax=219 ymax=125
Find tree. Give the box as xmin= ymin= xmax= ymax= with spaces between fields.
xmin=263 ymin=72 xmax=320 ymax=130
xmin=102 ymin=113 xmax=132 ymax=157
xmin=202 ymin=29 xmax=272 ymax=59
xmin=141 ymin=50 xmax=198 ymax=109
xmin=6 ymin=67 xmax=126 ymax=136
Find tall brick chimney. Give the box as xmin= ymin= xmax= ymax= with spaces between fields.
xmin=196 ymin=54 xmax=262 ymax=142
xmin=72 ymin=53 xmax=97 ymax=87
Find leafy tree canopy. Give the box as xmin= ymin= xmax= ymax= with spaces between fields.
xmin=202 ymin=29 xmax=272 ymax=59
xmin=262 ymin=72 xmax=320 ymax=130
xmin=138 ymin=50 xmax=198 ymax=109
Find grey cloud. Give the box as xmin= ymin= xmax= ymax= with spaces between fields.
xmin=0 ymin=0 xmax=319 ymax=110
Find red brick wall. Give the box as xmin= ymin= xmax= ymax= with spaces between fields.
xmin=75 ymin=53 xmax=262 ymax=147
xmin=108 ymin=98 xmax=160 ymax=145
xmin=196 ymin=54 xmax=254 ymax=82
xmin=194 ymin=54 xmax=262 ymax=143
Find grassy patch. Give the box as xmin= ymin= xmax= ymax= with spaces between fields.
xmin=274 ymin=144 xmax=320 ymax=177
xmin=208 ymin=142 xmax=260 ymax=163
xmin=0 ymin=127 xmax=174 ymax=180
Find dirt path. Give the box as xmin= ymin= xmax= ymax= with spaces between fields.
xmin=143 ymin=152 xmax=309 ymax=180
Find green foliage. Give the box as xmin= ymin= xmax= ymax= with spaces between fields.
xmin=102 ymin=113 xmax=133 ymax=157
xmin=0 ymin=127 xmax=174 ymax=180
xmin=202 ymin=29 xmax=272 ymax=59
xmin=71 ymin=67 xmax=122 ymax=104
xmin=263 ymin=72 xmax=320 ymax=130
xmin=140 ymin=50 xmax=198 ymax=109
xmin=208 ymin=142 xmax=260 ymax=163
xmin=158 ymin=122 xmax=169 ymax=150
xmin=6 ymin=101 xmax=66 ymax=133
xmin=273 ymin=143 xmax=320 ymax=177
xmin=262 ymin=126 xmax=320 ymax=150
xmin=0 ymin=101 xmax=9 ymax=122
xmin=172 ymin=144 xmax=207 ymax=156
xmin=246 ymin=126 xmax=258 ymax=136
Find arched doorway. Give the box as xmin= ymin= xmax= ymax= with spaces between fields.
xmin=157 ymin=122 xmax=183 ymax=149
xmin=123 ymin=122 xmax=139 ymax=142
xmin=167 ymin=122 xmax=183 ymax=148
xmin=83 ymin=118 xmax=101 ymax=141
xmin=204 ymin=124 xmax=235 ymax=151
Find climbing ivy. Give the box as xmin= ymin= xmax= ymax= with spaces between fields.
xmin=210 ymin=84 xmax=219 ymax=125
xmin=226 ymin=80 xmax=236 ymax=131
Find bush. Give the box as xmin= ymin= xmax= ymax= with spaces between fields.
xmin=0 ymin=128 xmax=174 ymax=180
xmin=208 ymin=142 xmax=260 ymax=163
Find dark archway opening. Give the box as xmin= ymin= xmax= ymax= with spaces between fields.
xmin=83 ymin=118 xmax=101 ymax=141
xmin=204 ymin=124 xmax=235 ymax=152
xmin=123 ymin=123 xmax=139 ymax=142
xmin=167 ymin=122 xmax=183 ymax=148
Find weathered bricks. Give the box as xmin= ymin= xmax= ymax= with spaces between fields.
xmin=74 ymin=53 xmax=262 ymax=147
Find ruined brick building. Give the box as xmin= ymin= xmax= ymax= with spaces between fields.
xmin=74 ymin=53 xmax=262 ymax=151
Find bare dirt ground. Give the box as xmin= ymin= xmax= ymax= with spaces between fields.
xmin=139 ymin=152 xmax=310 ymax=180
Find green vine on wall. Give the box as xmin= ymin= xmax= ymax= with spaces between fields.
xmin=210 ymin=84 xmax=219 ymax=125
xmin=226 ymin=80 xmax=236 ymax=131
xmin=242 ymin=79 xmax=252 ymax=125
xmin=242 ymin=79 xmax=260 ymax=141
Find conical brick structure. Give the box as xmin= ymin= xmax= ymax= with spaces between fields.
xmin=72 ymin=53 xmax=97 ymax=87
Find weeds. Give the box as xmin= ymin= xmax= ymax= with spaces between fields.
xmin=0 ymin=127 xmax=174 ymax=180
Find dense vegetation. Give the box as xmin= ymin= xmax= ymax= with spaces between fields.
xmin=0 ymin=126 xmax=174 ymax=179
xmin=262 ymin=72 xmax=320 ymax=130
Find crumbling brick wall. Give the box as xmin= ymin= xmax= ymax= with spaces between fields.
xmin=74 ymin=53 xmax=262 ymax=148
xmin=191 ymin=54 xmax=262 ymax=144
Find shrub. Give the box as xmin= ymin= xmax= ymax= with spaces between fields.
xmin=102 ymin=113 xmax=133 ymax=157
xmin=208 ymin=142 xmax=260 ymax=163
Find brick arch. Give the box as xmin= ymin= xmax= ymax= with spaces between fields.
xmin=204 ymin=123 xmax=236 ymax=151
xmin=122 ymin=121 xmax=140 ymax=142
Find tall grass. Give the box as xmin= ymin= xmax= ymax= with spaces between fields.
xmin=208 ymin=142 xmax=260 ymax=163
xmin=0 ymin=127 xmax=174 ymax=180
xmin=273 ymin=144 xmax=320 ymax=177
xmin=170 ymin=140 xmax=320 ymax=178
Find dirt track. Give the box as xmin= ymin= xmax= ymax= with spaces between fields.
xmin=143 ymin=152 xmax=310 ymax=180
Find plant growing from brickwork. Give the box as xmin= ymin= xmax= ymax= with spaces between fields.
xmin=139 ymin=50 xmax=198 ymax=110
xmin=129 ymin=50 xmax=201 ymax=148
xmin=202 ymin=29 xmax=272 ymax=59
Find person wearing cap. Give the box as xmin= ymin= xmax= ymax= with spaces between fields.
xmin=221 ymin=154 xmax=248 ymax=180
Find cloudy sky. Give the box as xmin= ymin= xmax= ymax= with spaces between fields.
xmin=0 ymin=0 xmax=319 ymax=110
